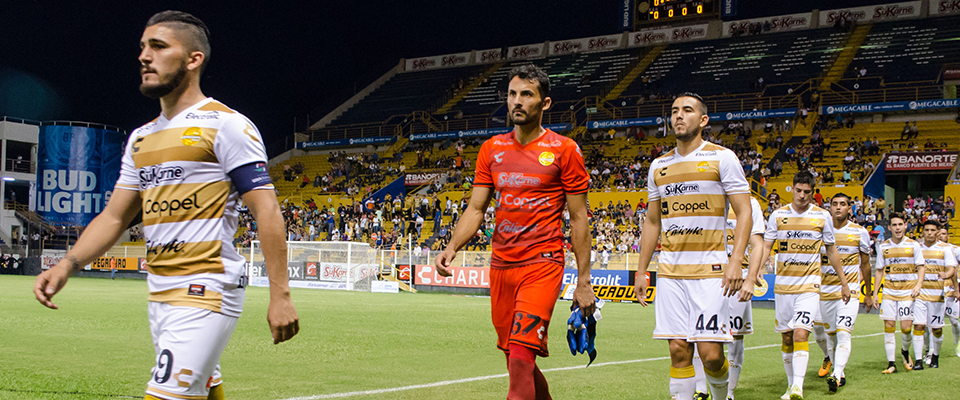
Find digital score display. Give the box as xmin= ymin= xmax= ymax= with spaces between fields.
xmin=641 ymin=0 xmax=717 ymax=23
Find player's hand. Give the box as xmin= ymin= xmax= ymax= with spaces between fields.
xmin=738 ymin=279 xmax=755 ymax=302
xmin=754 ymin=273 xmax=765 ymax=287
xmin=862 ymin=292 xmax=875 ymax=313
xmin=871 ymin=294 xmax=880 ymax=310
xmin=434 ymin=249 xmax=456 ymax=277
xmin=34 ymin=264 xmax=73 ymax=310
xmin=573 ymin=283 xmax=596 ymax=317
xmin=911 ymin=285 xmax=921 ymax=299
xmin=841 ymin=285 xmax=852 ymax=304
xmin=939 ymin=271 xmax=952 ymax=280
xmin=634 ymin=271 xmax=649 ymax=307
xmin=721 ymin=260 xmax=743 ymax=297
xmin=267 ymin=293 xmax=299 ymax=344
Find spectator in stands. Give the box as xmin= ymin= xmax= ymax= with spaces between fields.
xmin=924 ymin=139 xmax=936 ymax=149
xmin=842 ymin=168 xmax=852 ymax=183
xmin=823 ymin=167 xmax=834 ymax=184
xmin=768 ymin=189 xmax=780 ymax=205
xmin=946 ymin=197 xmax=956 ymax=219
xmin=845 ymin=113 xmax=855 ymax=129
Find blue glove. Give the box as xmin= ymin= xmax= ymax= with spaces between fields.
xmin=566 ymin=298 xmax=603 ymax=366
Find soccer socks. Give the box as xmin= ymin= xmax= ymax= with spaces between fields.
xmin=507 ymin=344 xmax=537 ymax=400
xmin=782 ymin=344 xmax=795 ymax=387
xmin=207 ymin=384 xmax=225 ymax=400
xmin=728 ymin=339 xmax=745 ymax=398
xmin=833 ymin=330 xmax=852 ymax=378
xmin=692 ymin=348 xmax=708 ymax=393
xmin=669 ymin=366 xmax=696 ymax=400
xmin=532 ymin=365 xmax=551 ymax=400
xmin=901 ymin=328 xmax=913 ymax=353
xmin=924 ymin=327 xmax=931 ymax=355
xmin=884 ymin=326 xmax=897 ymax=362
xmin=813 ymin=324 xmax=828 ymax=359
xmin=826 ymin=332 xmax=837 ymax=365
xmin=951 ymin=317 xmax=960 ymax=346
xmin=913 ymin=329 xmax=924 ymax=361
xmin=792 ymin=341 xmax=810 ymax=390
xmin=932 ymin=330 xmax=943 ymax=356
xmin=703 ymin=357 xmax=730 ymax=400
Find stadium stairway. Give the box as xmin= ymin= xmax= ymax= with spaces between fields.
xmin=603 ymin=45 xmax=665 ymax=102
xmin=434 ymin=63 xmax=501 ymax=115
xmin=818 ymin=23 xmax=872 ymax=92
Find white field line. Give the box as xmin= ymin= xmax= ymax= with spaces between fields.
xmin=277 ymin=332 xmax=884 ymax=400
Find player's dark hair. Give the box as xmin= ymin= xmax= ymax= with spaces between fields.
xmin=923 ymin=220 xmax=941 ymax=230
xmin=146 ymin=10 xmax=212 ymax=73
xmin=832 ymin=192 xmax=851 ymax=203
xmin=889 ymin=212 xmax=906 ymax=224
xmin=675 ymin=92 xmax=708 ymax=115
xmin=793 ymin=170 xmax=816 ymax=187
xmin=508 ymin=64 xmax=550 ymax=100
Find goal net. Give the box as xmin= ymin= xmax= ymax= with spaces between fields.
xmin=247 ymin=241 xmax=379 ymax=292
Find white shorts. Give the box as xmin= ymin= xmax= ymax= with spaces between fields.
xmin=912 ymin=300 xmax=946 ymax=328
xmin=654 ymin=277 xmax=733 ymax=343
xmin=729 ymin=269 xmax=753 ymax=336
xmin=879 ymin=299 xmax=913 ymax=322
xmin=946 ymin=297 xmax=960 ymax=320
xmin=146 ymin=302 xmax=238 ymax=400
xmin=820 ymin=299 xmax=860 ymax=333
xmin=775 ymin=292 xmax=819 ymax=333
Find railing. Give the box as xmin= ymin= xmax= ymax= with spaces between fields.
xmin=5 ymin=158 xmax=35 ymax=174
xmin=820 ymin=85 xmax=944 ymax=106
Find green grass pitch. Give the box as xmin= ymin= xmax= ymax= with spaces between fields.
xmin=1 ymin=276 xmax=958 ymax=399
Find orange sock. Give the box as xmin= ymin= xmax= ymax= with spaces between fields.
xmin=507 ymin=344 xmax=536 ymax=400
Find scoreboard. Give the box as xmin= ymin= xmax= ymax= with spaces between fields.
xmin=638 ymin=0 xmax=718 ymax=24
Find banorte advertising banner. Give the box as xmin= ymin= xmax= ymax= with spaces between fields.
xmin=34 ymin=125 xmax=125 ymax=226
xmin=476 ymin=48 xmax=504 ymax=64
xmin=628 ymin=24 xmax=708 ymax=47
xmin=819 ymin=1 xmax=921 ymax=26
xmin=932 ymin=0 xmax=960 ymax=15
xmin=404 ymin=52 xmax=470 ymax=71
xmin=549 ymin=34 xmax=624 ymax=56
xmin=885 ymin=151 xmax=959 ymax=171
xmin=722 ymin=13 xmax=812 ymax=37
xmin=414 ymin=265 xmax=490 ymax=288
xmin=507 ymin=43 xmax=546 ymax=60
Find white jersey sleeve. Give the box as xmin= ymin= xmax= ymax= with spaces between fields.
xmin=214 ymin=115 xmax=268 ymax=174
xmin=646 ymin=165 xmax=661 ymax=202
xmin=764 ymin=211 xmax=778 ymax=242
xmin=719 ymin=150 xmax=750 ymax=196
xmin=821 ymin=213 xmax=836 ymax=246
xmin=875 ymin=240 xmax=886 ymax=270
xmin=115 ymin=128 xmax=147 ymax=192
xmin=913 ymin=241 xmax=926 ymax=266
xmin=858 ymin=226 xmax=871 ymax=254
xmin=750 ymin=197 xmax=765 ymax=236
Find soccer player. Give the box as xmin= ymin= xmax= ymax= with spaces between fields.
xmin=693 ymin=196 xmax=766 ymax=400
xmin=634 ymin=92 xmax=754 ymax=400
xmin=758 ymin=171 xmax=850 ymax=400
xmin=434 ymin=64 xmax=594 ymax=400
xmin=872 ymin=213 xmax=924 ymax=374
xmin=914 ymin=221 xmax=956 ymax=369
xmin=937 ymin=227 xmax=960 ymax=356
xmin=819 ymin=193 xmax=872 ymax=392
xmin=33 ymin=11 xmax=299 ymax=400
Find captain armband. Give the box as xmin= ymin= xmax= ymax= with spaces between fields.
xmin=228 ymin=162 xmax=274 ymax=195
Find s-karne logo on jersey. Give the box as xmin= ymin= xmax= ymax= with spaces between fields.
xmin=115 ymin=98 xmax=269 ymax=317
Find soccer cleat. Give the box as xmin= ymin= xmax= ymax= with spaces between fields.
xmin=826 ymin=376 xmax=839 ymax=393
xmin=789 ymin=384 xmax=804 ymax=400
xmin=955 ymin=341 xmax=960 ymax=358
xmin=839 ymin=377 xmax=846 ymax=387
xmin=694 ymin=391 xmax=710 ymax=400
xmin=901 ymin=350 xmax=913 ymax=371
xmin=881 ymin=361 xmax=897 ymax=374
xmin=929 ymin=354 xmax=939 ymax=368
xmin=780 ymin=389 xmax=792 ymax=400
xmin=817 ymin=357 xmax=832 ymax=377
xmin=923 ymin=353 xmax=932 ymax=366
xmin=912 ymin=360 xmax=924 ymax=371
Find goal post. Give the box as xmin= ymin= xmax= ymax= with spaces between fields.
xmin=247 ymin=241 xmax=379 ymax=292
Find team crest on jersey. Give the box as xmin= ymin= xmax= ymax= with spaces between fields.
xmin=181 ymin=127 xmax=202 ymax=146
xmin=847 ymin=234 xmax=857 ymax=242
xmin=493 ymin=151 xmax=505 ymax=164
xmin=188 ymin=284 xmax=206 ymax=296
xmin=810 ymin=219 xmax=821 ymax=227
xmin=696 ymin=161 xmax=709 ymax=172
xmin=538 ymin=151 xmax=555 ymax=166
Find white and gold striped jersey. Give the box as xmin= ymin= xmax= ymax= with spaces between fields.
xmin=875 ymin=238 xmax=925 ymax=302
xmin=764 ymin=204 xmax=834 ymax=295
xmin=726 ymin=197 xmax=765 ymax=269
xmin=820 ymin=221 xmax=870 ymax=301
xmin=647 ymin=141 xmax=750 ymax=279
xmin=116 ymin=98 xmax=272 ymax=317
xmin=918 ymin=241 xmax=957 ymax=303
xmin=946 ymin=243 xmax=960 ymax=298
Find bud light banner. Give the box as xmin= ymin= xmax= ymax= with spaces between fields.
xmin=34 ymin=125 xmax=126 ymax=226
xmin=722 ymin=0 xmax=737 ymax=17
xmin=619 ymin=0 xmax=634 ymax=31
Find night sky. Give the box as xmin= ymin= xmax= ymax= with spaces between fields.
xmin=1 ymin=0 xmax=884 ymax=156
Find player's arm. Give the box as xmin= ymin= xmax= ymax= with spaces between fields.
xmin=435 ymin=186 xmax=494 ymax=276
xmin=860 ymin=250 xmax=874 ymax=311
xmin=725 ymin=193 xmax=752 ymax=296
xmin=739 ymin=234 xmax=765 ymax=302
xmin=243 ymin=189 xmax=299 ymax=344
xmin=634 ymin=200 xmax=661 ymax=306
xmin=34 ymin=188 xmax=142 ymax=309
xmin=825 ymin=244 xmax=851 ymax=303
xmin=566 ymin=192 xmax=596 ymax=316
xmin=912 ymin=263 xmax=926 ymax=298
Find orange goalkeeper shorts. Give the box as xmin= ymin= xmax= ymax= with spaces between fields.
xmin=490 ymin=262 xmax=563 ymax=357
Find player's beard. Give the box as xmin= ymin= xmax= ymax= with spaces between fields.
xmin=140 ymin=60 xmax=188 ymax=99
xmin=510 ymin=104 xmax=541 ymax=127
xmin=673 ymin=124 xmax=701 ymax=142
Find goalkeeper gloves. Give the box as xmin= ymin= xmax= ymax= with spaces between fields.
xmin=566 ymin=298 xmax=604 ymax=366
